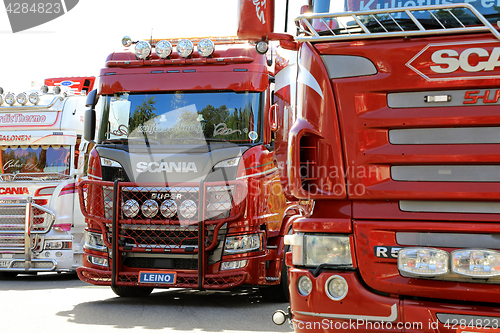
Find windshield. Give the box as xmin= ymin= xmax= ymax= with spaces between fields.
xmin=0 ymin=145 xmax=71 ymax=175
xmin=98 ymin=92 xmax=263 ymax=146
xmin=309 ymin=0 xmax=500 ymax=30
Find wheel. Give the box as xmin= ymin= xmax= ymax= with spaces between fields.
xmin=0 ymin=272 xmax=18 ymax=279
xmin=111 ymin=285 xmax=154 ymax=297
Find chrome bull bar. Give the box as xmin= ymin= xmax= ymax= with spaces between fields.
xmin=0 ymin=197 xmax=56 ymax=271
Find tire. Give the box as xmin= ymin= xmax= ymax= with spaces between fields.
xmin=111 ymin=285 xmax=154 ymax=297
xmin=0 ymin=272 xmax=18 ymax=279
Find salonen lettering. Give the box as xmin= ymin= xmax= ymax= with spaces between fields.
xmin=136 ymin=161 xmax=198 ymax=173
xmin=0 ymin=187 xmax=29 ymax=195
xmin=431 ymin=47 xmax=500 ymax=73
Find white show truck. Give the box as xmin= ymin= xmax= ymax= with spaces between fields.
xmin=0 ymin=77 xmax=95 ymax=277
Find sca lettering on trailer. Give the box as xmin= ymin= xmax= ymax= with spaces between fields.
xmin=136 ymin=161 xmax=198 ymax=173
xmin=0 ymin=187 xmax=29 ymax=195
xmin=253 ymin=0 xmax=267 ymax=24
xmin=406 ymin=41 xmax=500 ymax=81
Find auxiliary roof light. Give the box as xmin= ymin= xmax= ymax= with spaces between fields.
xmin=155 ymin=40 xmax=173 ymax=59
xmin=16 ymin=92 xmax=28 ymax=105
xmin=135 ymin=40 xmax=151 ymax=60
xmin=42 ymin=85 xmax=49 ymax=94
xmin=197 ymin=38 xmax=215 ymax=57
xmin=54 ymin=86 xmax=62 ymax=95
xmin=29 ymin=92 xmax=40 ymax=105
xmin=177 ymin=39 xmax=194 ymax=58
xmin=0 ymin=94 xmax=3 ymax=106
xmin=0 ymin=87 xmax=3 ymax=94
xmin=5 ymin=92 xmax=15 ymax=106
xmin=122 ymin=36 xmax=133 ymax=47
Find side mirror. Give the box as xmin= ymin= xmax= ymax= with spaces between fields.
xmin=269 ymin=103 xmax=278 ymax=132
xmin=84 ymin=108 xmax=96 ymax=142
xmin=85 ymin=89 xmax=98 ymax=108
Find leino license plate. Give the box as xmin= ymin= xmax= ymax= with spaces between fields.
xmin=139 ymin=271 xmax=177 ymax=284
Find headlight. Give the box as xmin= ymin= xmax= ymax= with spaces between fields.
xmin=135 ymin=40 xmax=151 ymax=60
xmin=179 ymin=199 xmax=197 ymax=219
xmin=213 ymin=157 xmax=241 ymax=168
xmin=5 ymin=92 xmax=15 ymax=106
xmin=220 ymin=260 xmax=247 ymax=271
xmin=224 ymin=233 xmax=262 ymax=254
xmin=160 ymin=199 xmax=177 ymax=218
xmin=44 ymin=240 xmax=71 ymax=250
xmin=177 ymin=39 xmax=194 ymax=58
xmin=452 ymin=249 xmax=500 ymax=278
xmin=285 ymin=234 xmax=352 ymax=267
xmin=84 ymin=231 xmax=107 ymax=252
xmin=141 ymin=199 xmax=159 ymax=218
xmin=28 ymin=92 xmax=40 ymax=105
xmin=398 ymin=247 xmax=449 ymax=277
xmin=155 ymin=40 xmax=172 ymax=59
xmin=197 ymin=38 xmax=215 ymax=57
xmin=87 ymin=255 xmax=108 ymax=267
xmin=123 ymin=199 xmax=140 ymax=218
xmin=101 ymin=157 xmax=122 ymax=168
xmin=16 ymin=92 xmax=27 ymax=105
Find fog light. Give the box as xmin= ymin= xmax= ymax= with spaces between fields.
xmin=325 ymin=275 xmax=348 ymax=300
xmin=16 ymin=92 xmax=27 ymax=105
xmin=398 ymin=247 xmax=449 ymax=277
xmin=452 ymin=249 xmax=500 ymax=278
xmin=272 ymin=310 xmax=287 ymax=325
xmin=135 ymin=41 xmax=151 ymax=60
xmin=155 ymin=40 xmax=172 ymax=58
xmin=141 ymin=199 xmax=159 ymax=218
xmin=177 ymin=39 xmax=194 ymax=58
xmin=56 ymin=251 xmax=63 ymax=257
xmin=122 ymin=199 xmax=140 ymax=218
xmin=44 ymin=252 xmax=50 ymax=258
xmin=179 ymin=199 xmax=197 ymax=219
xmin=5 ymin=92 xmax=15 ymax=105
xmin=160 ymin=199 xmax=177 ymax=218
xmin=220 ymin=260 xmax=247 ymax=271
xmin=297 ymin=275 xmax=312 ymax=296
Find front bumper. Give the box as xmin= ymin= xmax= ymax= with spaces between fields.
xmin=288 ymin=269 xmax=500 ymax=333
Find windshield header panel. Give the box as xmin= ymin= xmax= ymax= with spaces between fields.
xmin=98 ymin=92 xmax=263 ymax=147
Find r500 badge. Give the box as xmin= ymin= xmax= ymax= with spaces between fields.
xmin=374 ymin=246 xmax=403 ymax=259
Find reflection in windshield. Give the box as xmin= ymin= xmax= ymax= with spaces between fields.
xmin=0 ymin=146 xmax=71 ymax=175
xmin=99 ymin=92 xmax=263 ymax=145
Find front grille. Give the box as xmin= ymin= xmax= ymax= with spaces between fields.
xmin=123 ymin=257 xmax=198 ymax=270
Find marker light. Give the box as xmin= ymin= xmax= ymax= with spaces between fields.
xmin=122 ymin=36 xmax=133 ymax=47
xmin=155 ymin=40 xmax=173 ymax=59
xmin=141 ymin=199 xmax=159 ymax=218
xmin=160 ymin=199 xmax=177 ymax=218
xmin=29 ymin=92 xmax=40 ymax=105
xmin=122 ymin=199 xmax=140 ymax=218
xmin=452 ymin=249 xmax=500 ymax=278
xmin=197 ymin=38 xmax=215 ymax=57
xmin=325 ymin=275 xmax=348 ymax=301
xmin=5 ymin=92 xmax=15 ymax=106
xmin=179 ymin=199 xmax=197 ymax=219
xmin=297 ymin=275 xmax=312 ymax=296
xmin=177 ymin=39 xmax=194 ymax=58
xmin=256 ymin=41 xmax=268 ymax=54
xmin=398 ymin=247 xmax=449 ymax=277
xmin=135 ymin=41 xmax=151 ymax=60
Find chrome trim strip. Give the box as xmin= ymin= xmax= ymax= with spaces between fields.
xmin=391 ymin=166 xmax=500 ymax=182
xmin=396 ymin=232 xmax=500 ymax=248
xmin=389 ymin=127 xmax=500 ymax=145
xmin=400 ymin=201 xmax=500 ymax=214
xmin=296 ymin=303 xmax=398 ymax=322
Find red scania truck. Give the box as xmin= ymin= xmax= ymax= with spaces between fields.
xmin=77 ymin=36 xmax=305 ymax=298
xmin=238 ymin=0 xmax=500 ymax=331
xmin=0 ymin=77 xmax=95 ymax=277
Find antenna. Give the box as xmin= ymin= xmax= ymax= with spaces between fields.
xmin=150 ymin=28 xmax=153 ymax=45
